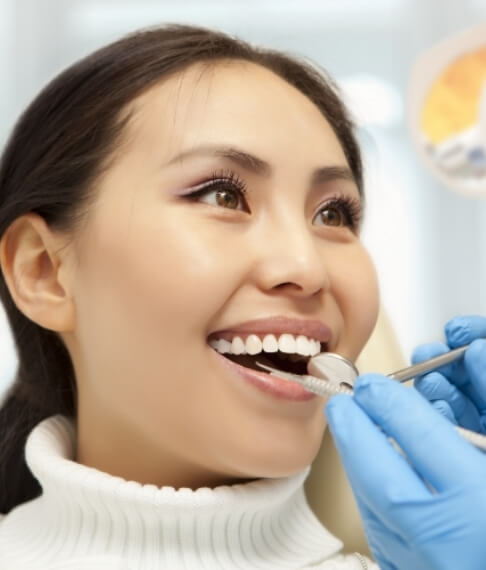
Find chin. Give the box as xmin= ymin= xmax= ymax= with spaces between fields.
xmin=238 ymin=437 xmax=324 ymax=480
xmin=250 ymin=461 xmax=314 ymax=480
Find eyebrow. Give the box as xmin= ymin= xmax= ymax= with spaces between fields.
xmin=166 ymin=144 xmax=357 ymax=188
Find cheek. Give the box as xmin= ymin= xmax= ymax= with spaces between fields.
xmin=330 ymin=245 xmax=379 ymax=358
xmin=75 ymin=211 xmax=243 ymax=344
xmin=134 ymin=217 xmax=244 ymax=334
xmin=70 ymin=211 xmax=249 ymax=418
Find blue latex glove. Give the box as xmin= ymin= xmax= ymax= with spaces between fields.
xmin=412 ymin=315 xmax=486 ymax=433
xmin=326 ymin=374 xmax=486 ymax=570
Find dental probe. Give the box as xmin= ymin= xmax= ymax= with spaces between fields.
xmin=387 ymin=343 xmax=470 ymax=382
xmin=256 ymin=346 xmax=486 ymax=453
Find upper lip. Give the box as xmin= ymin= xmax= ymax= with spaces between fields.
xmin=208 ymin=315 xmax=332 ymax=344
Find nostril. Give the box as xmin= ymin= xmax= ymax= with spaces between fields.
xmin=274 ymin=282 xmax=293 ymax=289
xmin=272 ymin=282 xmax=311 ymax=295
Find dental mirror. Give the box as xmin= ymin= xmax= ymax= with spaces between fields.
xmin=307 ymin=352 xmax=359 ymax=389
xmin=408 ymin=22 xmax=486 ymax=196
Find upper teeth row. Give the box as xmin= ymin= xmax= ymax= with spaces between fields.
xmin=209 ymin=333 xmax=321 ymax=356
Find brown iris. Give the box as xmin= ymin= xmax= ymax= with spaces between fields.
xmin=319 ymin=205 xmax=345 ymax=226
xmin=215 ymin=188 xmax=239 ymax=209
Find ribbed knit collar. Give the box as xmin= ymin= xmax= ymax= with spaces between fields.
xmin=3 ymin=415 xmax=344 ymax=569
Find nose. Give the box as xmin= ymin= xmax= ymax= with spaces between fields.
xmin=251 ymin=215 xmax=331 ymax=298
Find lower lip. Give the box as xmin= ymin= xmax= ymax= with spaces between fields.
xmin=212 ymin=350 xmax=318 ymax=402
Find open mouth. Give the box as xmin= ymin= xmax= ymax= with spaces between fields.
xmin=208 ymin=333 xmax=326 ymax=377
xmin=223 ymin=351 xmax=310 ymax=375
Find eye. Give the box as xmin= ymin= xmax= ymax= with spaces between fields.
xmin=185 ymin=171 xmax=249 ymax=212
xmin=313 ymin=196 xmax=362 ymax=231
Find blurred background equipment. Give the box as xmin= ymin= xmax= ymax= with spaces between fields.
xmin=408 ymin=22 xmax=486 ymax=196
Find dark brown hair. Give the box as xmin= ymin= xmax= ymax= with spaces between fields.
xmin=0 ymin=24 xmax=362 ymax=514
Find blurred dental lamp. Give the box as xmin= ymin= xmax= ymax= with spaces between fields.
xmin=408 ymin=22 xmax=486 ymax=196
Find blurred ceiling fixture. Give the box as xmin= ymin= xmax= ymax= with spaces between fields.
xmin=408 ymin=22 xmax=486 ymax=197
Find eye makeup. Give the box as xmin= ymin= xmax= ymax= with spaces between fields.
xmin=185 ymin=170 xmax=248 ymax=198
xmin=180 ymin=169 xmax=250 ymax=212
xmin=313 ymin=194 xmax=363 ymax=232
xmin=174 ymin=166 xmax=363 ymax=231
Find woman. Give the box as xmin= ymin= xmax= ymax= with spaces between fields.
xmin=0 ymin=25 xmax=379 ymax=568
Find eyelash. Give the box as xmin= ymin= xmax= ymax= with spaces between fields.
xmin=185 ymin=170 xmax=362 ymax=231
xmin=186 ymin=169 xmax=249 ymax=207
xmin=318 ymin=194 xmax=362 ymax=232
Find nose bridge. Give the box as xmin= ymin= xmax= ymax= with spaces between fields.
xmin=253 ymin=208 xmax=330 ymax=294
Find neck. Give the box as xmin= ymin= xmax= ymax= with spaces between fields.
xmin=75 ymin=411 xmax=262 ymax=489
xmin=0 ymin=414 xmax=345 ymax=569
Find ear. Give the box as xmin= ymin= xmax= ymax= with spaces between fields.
xmin=0 ymin=213 xmax=75 ymax=332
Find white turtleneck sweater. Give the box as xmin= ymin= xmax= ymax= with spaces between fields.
xmin=0 ymin=415 xmax=377 ymax=569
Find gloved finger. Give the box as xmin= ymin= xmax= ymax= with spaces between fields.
xmin=414 ymin=372 xmax=481 ymax=431
xmin=443 ymin=340 xmax=486 ymax=414
xmin=353 ymin=480 xmax=439 ymax=570
xmin=326 ymin=394 xmax=429 ymax=517
xmin=431 ymin=400 xmax=458 ymax=424
xmin=412 ymin=342 xmax=467 ymax=387
xmin=463 ymin=339 xmax=486 ymax=412
xmin=445 ymin=315 xmax=486 ymax=348
xmin=353 ymin=374 xmax=483 ymax=491
xmin=412 ymin=341 xmax=448 ymax=364
xmin=351 ymin=492 xmax=404 ymax=570
xmin=444 ymin=317 xmax=486 ymax=403
xmin=412 ymin=342 xmax=486 ymax=423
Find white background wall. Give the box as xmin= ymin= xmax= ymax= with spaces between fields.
xmin=1 ymin=0 xmax=486 ymax=397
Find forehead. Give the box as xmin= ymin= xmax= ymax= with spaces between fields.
xmin=122 ymin=60 xmax=349 ymax=167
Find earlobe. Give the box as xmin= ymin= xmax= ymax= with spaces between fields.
xmin=0 ymin=213 xmax=75 ymax=332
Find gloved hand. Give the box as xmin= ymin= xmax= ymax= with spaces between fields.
xmin=326 ymin=374 xmax=486 ymax=570
xmin=412 ymin=315 xmax=486 ymax=433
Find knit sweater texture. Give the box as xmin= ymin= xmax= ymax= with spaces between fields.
xmin=0 ymin=415 xmax=377 ymax=569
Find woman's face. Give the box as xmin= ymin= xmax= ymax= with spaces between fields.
xmin=62 ymin=61 xmax=379 ymax=488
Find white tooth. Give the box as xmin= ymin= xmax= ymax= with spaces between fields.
xmin=217 ymin=339 xmax=232 ymax=354
xmin=231 ymin=336 xmax=246 ymax=355
xmin=209 ymin=339 xmax=219 ymax=350
xmin=278 ymin=333 xmax=296 ymax=353
xmin=262 ymin=334 xmax=278 ymax=353
xmin=295 ymin=335 xmax=312 ymax=356
xmin=246 ymin=334 xmax=263 ymax=355
xmin=310 ymin=340 xmax=321 ymax=356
